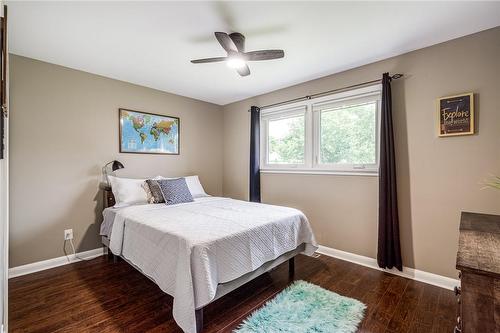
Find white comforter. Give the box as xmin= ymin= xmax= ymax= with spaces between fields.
xmin=107 ymin=197 xmax=317 ymax=333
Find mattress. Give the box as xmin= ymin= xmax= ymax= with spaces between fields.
xmin=104 ymin=197 xmax=317 ymax=333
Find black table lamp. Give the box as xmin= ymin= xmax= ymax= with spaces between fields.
xmin=110 ymin=160 xmax=124 ymax=172
xmin=103 ymin=160 xmax=124 ymax=186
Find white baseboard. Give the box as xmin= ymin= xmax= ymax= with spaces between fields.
xmin=317 ymin=245 xmax=459 ymax=290
xmin=8 ymin=248 xmax=104 ymax=279
xmin=7 ymin=244 xmax=458 ymax=290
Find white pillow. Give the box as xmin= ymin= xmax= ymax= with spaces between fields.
xmin=108 ymin=176 xmax=148 ymax=207
xmin=184 ymin=175 xmax=208 ymax=198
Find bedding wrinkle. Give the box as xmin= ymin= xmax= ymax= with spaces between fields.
xmin=107 ymin=197 xmax=317 ymax=333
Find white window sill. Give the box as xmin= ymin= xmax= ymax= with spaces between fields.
xmin=260 ymin=169 xmax=379 ymax=177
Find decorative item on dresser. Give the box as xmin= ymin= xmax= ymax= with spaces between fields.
xmin=455 ymin=212 xmax=500 ymax=333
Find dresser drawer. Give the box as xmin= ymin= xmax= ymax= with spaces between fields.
xmin=456 ymin=212 xmax=500 ymax=333
xmin=459 ymin=271 xmax=497 ymax=333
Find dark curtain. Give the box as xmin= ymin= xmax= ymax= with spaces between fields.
xmin=377 ymin=73 xmax=402 ymax=271
xmin=249 ymin=106 xmax=261 ymax=202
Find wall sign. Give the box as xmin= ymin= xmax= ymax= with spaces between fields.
xmin=437 ymin=93 xmax=474 ymax=137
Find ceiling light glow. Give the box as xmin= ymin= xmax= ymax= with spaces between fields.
xmin=226 ymin=57 xmax=246 ymax=69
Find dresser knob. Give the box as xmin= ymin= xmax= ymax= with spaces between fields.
xmin=454 ymin=326 xmax=462 ymax=333
xmin=454 ymin=286 xmax=461 ymax=296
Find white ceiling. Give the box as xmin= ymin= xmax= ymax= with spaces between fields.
xmin=7 ymin=1 xmax=500 ymax=105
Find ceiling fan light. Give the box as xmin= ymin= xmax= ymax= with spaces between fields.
xmin=226 ymin=57 xmax=246 ymax=69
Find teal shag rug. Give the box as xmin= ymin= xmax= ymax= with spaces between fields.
xmin=234 ymin=280 xmax=366 ymax=333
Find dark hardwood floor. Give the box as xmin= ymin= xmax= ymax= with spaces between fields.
xmin=9 ymin=254 xmax=456 ymax=333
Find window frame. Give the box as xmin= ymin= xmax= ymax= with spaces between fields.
xmin=260 ymin=105 xmax=309 ymax=170
xmin=313 ymin=93 xmax=381 ymax=173
xmin=260 ymin=84 xmax=382 ymax=175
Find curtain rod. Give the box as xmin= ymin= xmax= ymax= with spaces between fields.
xmin=250 ymin=73 xmax=403 ymax=111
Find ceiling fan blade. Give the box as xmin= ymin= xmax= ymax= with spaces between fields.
xmin=236 ymin=64 xmax=250 ymax=77
xmin=215 ymin=32 xmax=238 ymax=53
xmin=190 ymin=57 xmax=227 ymax=64
xmin=244 ymin=50 xmax=284 ymax=61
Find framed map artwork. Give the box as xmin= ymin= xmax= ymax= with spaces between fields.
xmin=119 ymin=108 xmax=180 ymax=154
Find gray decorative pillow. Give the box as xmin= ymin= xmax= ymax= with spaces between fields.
xmin=145 ymin=179 xmax=165 ymax=204
xmin=157 ymin=178 xmax=194 ymax=205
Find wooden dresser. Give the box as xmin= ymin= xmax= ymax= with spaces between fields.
xmin=455 ymin=212 xmax=500 ymax=333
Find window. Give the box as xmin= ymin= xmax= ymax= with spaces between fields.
xmin=261 ymin=107 xmax=306 ymax=168
xmin=261 ymin=85 xmax=381 ymax=174
xmin=268 ymin=114 xmax=305 ymax=164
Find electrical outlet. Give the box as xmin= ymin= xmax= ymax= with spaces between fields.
xmin=64 ymin=229 xmax=73 ymax=240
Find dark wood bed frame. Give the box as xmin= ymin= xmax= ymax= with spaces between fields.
xmin=101 ymin=186 xmax=300 ymax=333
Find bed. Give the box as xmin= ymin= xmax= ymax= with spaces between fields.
xmin=100 ymin=188 xmax=317 ymax=333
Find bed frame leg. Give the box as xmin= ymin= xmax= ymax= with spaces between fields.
xmin=104 ymin=246 xmax=119 ymax=263
xmin=288 ymin=257 xmax=295 ymax=279
xmin=104 ymin=246 xmax=112 ymax=261
xmin=195 ymin=308 xmax=204 ymax=333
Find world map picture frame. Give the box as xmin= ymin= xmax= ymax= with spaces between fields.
xmin=119 ymin=108 xmax=180 ymax=155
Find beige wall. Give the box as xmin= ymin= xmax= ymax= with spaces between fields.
xmin=9 ymin=55 xmax=223 ymax=267
xmin=222 ymin=27 xmax=500 ymax=278
xmin=9 ymin=27 xmax=500 ymax=276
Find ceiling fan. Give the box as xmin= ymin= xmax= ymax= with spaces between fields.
xmin=190 ymin=32 xmax=284 ymax=77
